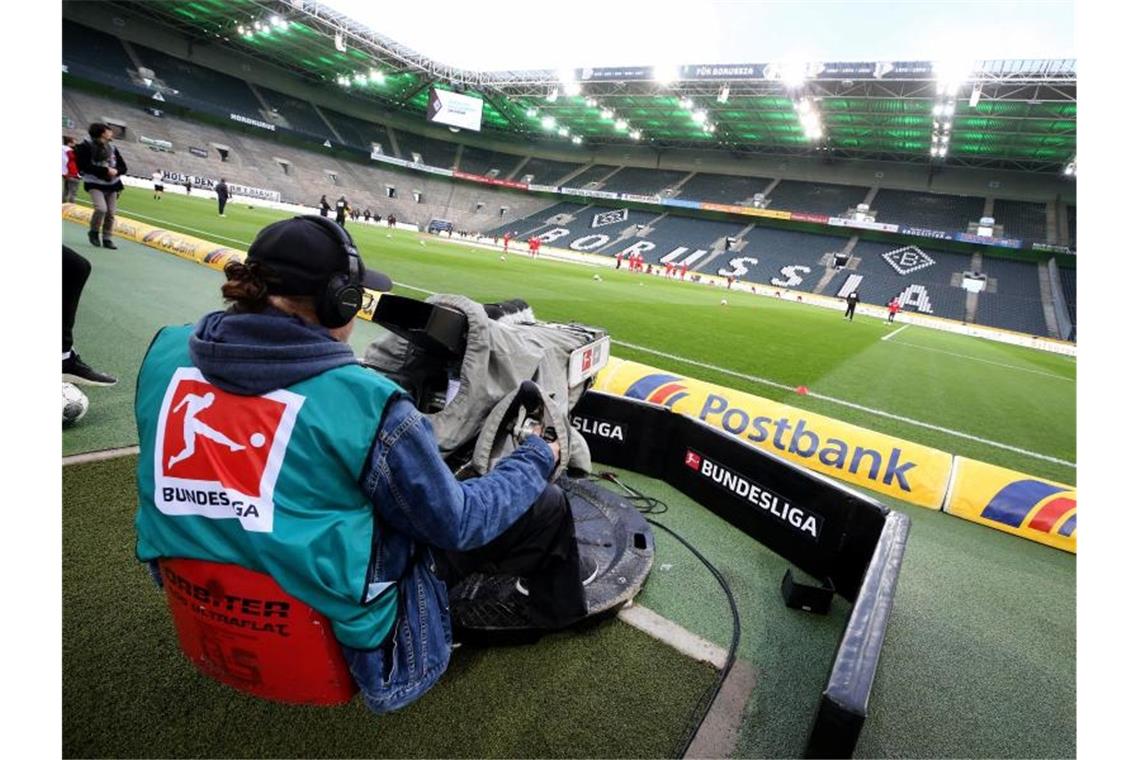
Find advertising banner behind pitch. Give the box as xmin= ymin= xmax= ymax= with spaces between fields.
xmin=944 ymin=458 xmax=1076 ymax=553
xmin=592 ymin=357 xmax=953 ymax=508
xmin=61 ymin=205 xmax=384 ymax=320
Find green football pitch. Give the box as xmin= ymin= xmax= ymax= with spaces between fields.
xmin=61 ymin=189 xmax=1076 ymax=757
xmin=82 ymin=188 xmax=1075 ymax=483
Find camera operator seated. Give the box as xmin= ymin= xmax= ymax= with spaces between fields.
xmin=133 ymin=217 xmax=588 ymax=715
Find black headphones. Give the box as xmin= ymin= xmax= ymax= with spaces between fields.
xmin=295 ymin=215 xmax=365 ymax=329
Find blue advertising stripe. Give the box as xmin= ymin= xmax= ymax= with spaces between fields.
xmin=625 ymin=374 xmax=682 ymax=402
xmin=1059 ymin=514 xmax=1077 ymax=537
xmin=663 ymin=392 xmax=690 ymax=409
xmin=980 ymin=480 xmax=1067 ymax=528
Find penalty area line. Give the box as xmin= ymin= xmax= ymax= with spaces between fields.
xmin=63 ymin=445 xmax=140 ymax=467
xmin=611 ymin=339 xmax=1075 ymax=469
xmin=881 ymin=324 xmax=909 ymax=341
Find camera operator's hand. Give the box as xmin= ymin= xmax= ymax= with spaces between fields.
xmin=526 ymin=421 xmax=560 ymax=462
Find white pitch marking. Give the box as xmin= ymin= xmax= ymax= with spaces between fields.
xmin=618 ymin=604 xmax=727 ymax=669
xmin=881 ymin=324 xmax=910 ymax=342
xmin=891 ymin=340 xmax=1075 ymax=381
xmin=610 ymin=339 xmax=1076 ymax=469
xmin=69 ymin=211 xmax=1073 ymax=469
xmin=63 ymin=445 xmax=140 ymax=466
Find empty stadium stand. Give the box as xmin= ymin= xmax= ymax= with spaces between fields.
xmin=62 ymin=20 xmax=148 ymax=96
xmin=457 ymin=145 xmax=524 ymax=177
xmin=599 ymin=167 xmax=689 ymax=196
xmin=129 ymin=44 xmax=264 ymax=118
xmin=766 ymin=180 xmax=869 ymax=216
xmin=635 ymin=215 xmax=750 ymax=270
xmin=391 ymin=128 xmax=457 ymax=168
xmin=256 ymin=85 xmax=333 ymax=141
xmin=321 ymin=108 xmax=393 ymax=153
xmin=872 ymin=189 xmax=985 ymax=232
xmin=62 ymin=88 xmax=552 ymax=233
xmin=726 ymin=226 xmax=848 ymax=290
xmin=844 ymin=239 xmax=973 ymax=323
xmin=676 ymin=173 xmax=773 ymax=205
xmin=516 ymin=156 xmax=586 ymax=185
xmin=993 ymin=198 xmax=1048 ymax=242
xmin=562 ymin=164 xmax=621 ymax=189
xmin=976 ymin=256 xmax=1049 ymax=335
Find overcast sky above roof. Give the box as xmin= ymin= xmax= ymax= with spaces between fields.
xmin=322 ymin=0 xmax=1074 ymax=72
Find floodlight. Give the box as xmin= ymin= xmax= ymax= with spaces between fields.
xmin=271 ymin=15 xmax=284 ymax=28
xmin=935 ymin=59 xmax=971 ymax=95
xmin=600 ymin=108 xmax=614 ymax=119
xmin=526 ymin=108 xmax=538 ymax=118
xmin=353 ymin=73 xmax=366 ymax=85
xmin=255 ymin=21 xmax=264 ymax=31
xmin=717 ymin=85 xmax=730 ymax=103
xmin=692 ymin=109 xmax=707 ymax=124
xmin=615 ymin=118 xmax=628 ymax=131
xmin=932 ymin=104 xmax=943 ymax=117
xmin=705 ymin=123 xmax=716 ymax=134
xmin=369 ymin=69 xmax=385 ymax=82
xmin=654 ymin=64 xmax=679 ymax=84
xmin=969 ymin=84 xmax=982 ymax=108
xmin=680 ymin=97 xmax=693 ymax=110
xmin=781 ymin=62 xmax=807 ymax=88
xmin=630 ymin=129 xmax=641 ymax=140
xmin=559 ymin=68 xmax=577 ymax=84
xmin=931 ymin=147 xmax=939 ymax=156
xmin=940 ymin=134 xmax=949 ymax=143
xmin=564 ymin=82 xmax=582 ymax=97
xmin=541 ymin=115 xmax=556 ymax=129
xmin=558 ymin=126 xmax=569 ymax=137
xmin=334 ymin=32 xmax=346 ymax=52
xmin=938 ymin=146 xmax=948 ymax=157
xmin=546 ymin=88 xmax=558 ymax=102
xmin=585 ymin=97 xmax=598 ymax=107
xmin=237 ymin=24 xmax=246 ymax=34
xmin=572 ymin=135 xmax=583 ymax=145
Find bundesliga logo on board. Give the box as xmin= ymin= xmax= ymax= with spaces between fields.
xmin=153 ymin=368 xmax=305 ymax=532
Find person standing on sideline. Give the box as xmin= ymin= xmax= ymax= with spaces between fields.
xmin=152 ymin=170 xmax=165 ymax=200
xmin=216 ymin=178 xmax=229 ymax=217
xmin=62 ymin=136 xmax=80 ymax=204
xmin=887 ymin=297 xmax=901 ymax=323
xmin=335 ymin=195 xmax=350 ymax=228
xmin=62 ymin=245 xmax=117 ymax=386
xmin=74 ymin=122 xmax=127 ymax=249
xmin=184 ymin=177 xmax=192 ymax=195
xmin=319 ymin=195 xmax=331 ymax=217
xmin=844 ymin=291 xmax=860 ymax=321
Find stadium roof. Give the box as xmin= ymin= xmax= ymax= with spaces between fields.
xmin=106 ymin=0 xmax=1077 ymax=174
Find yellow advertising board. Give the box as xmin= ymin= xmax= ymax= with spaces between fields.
xmin=944 ymin=458 xmax=1076 ymax=553
xmin=61 ymin=205 xmax=383 ymax=320
xmin=593 ymin=357 xmax=953 ymax=508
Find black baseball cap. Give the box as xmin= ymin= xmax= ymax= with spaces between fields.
xmin=245 ymin=216 xmax=392 ymax=296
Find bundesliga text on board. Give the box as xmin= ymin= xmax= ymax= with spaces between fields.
xmin=684 ymin=449 xmax=821 ymax=539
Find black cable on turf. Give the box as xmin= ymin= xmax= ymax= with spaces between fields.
xmin=594 ymin=472 xmax=741 ymax=758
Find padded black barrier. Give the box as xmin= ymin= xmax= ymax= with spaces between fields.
xmin=571 ymin=390 xmax=910 ymax=758
xmin=572 ymin=391 xmax=889 ymax=601
xmin=805 ymin=511 xmax=911 ymax=758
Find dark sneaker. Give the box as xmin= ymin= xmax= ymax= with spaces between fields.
xmin=63 ymin=353 xmax=117 ymax=386
xmin=87 ymin=230 xmax=101 ymax=247
xmin=101 ymin=238 xmax=118 ymax=250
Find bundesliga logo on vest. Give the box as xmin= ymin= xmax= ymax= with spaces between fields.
xmin=153 ymin=367 xmax=305 ymax=532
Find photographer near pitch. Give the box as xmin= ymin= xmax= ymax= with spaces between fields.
xmin=133 ymin=217 xmax=587 ymax=715
xmin=74 ymin=122 xmax=126 ymax=249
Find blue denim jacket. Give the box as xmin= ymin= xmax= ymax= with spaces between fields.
xmin=347 ymin=397 xmax=554 ymax=713
xmin=153 ymin=309 xmax=555 ymax=714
